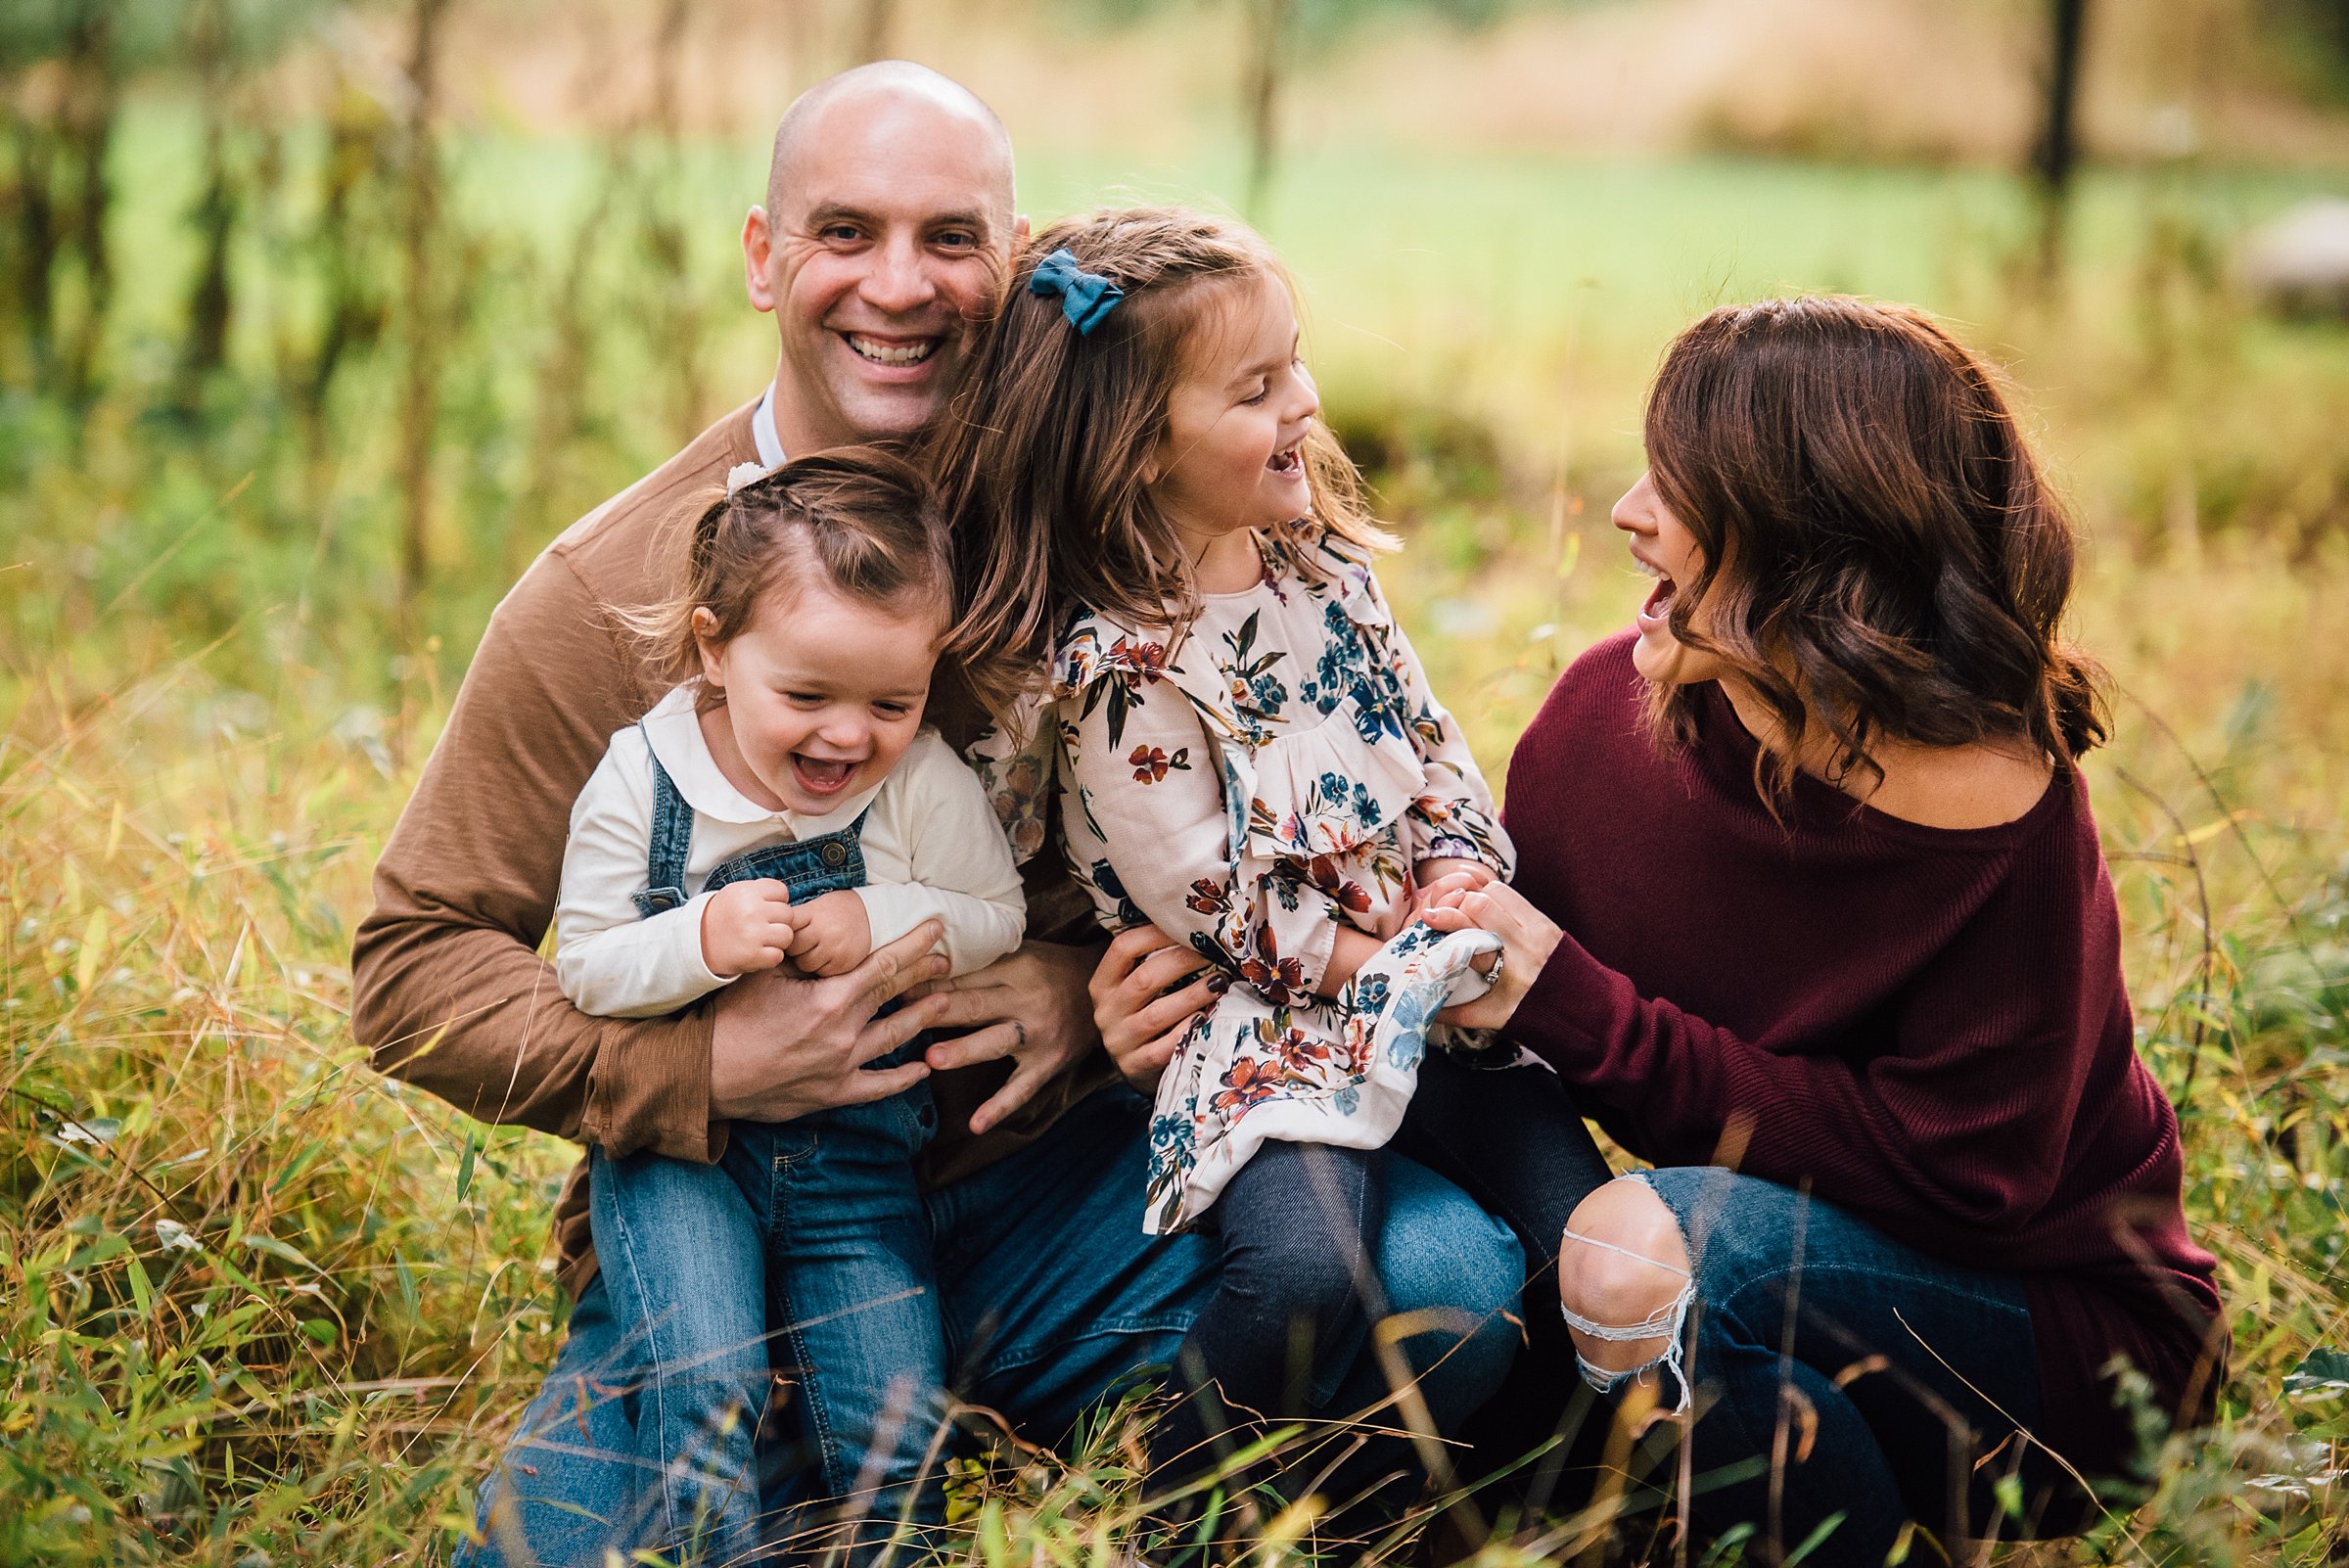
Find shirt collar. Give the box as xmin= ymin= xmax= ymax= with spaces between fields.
xmin=638 ymin=683 xmax=884 ymax=832
xmin=754 ymin=384 xmax=787 ymax=470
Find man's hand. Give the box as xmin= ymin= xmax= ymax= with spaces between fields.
xmin=787 ymin=890 xmax=873 ymax=977
xmin=701 ymin=879 xmax=800 ymax=978
xmin=912 ymin=941 xmax=1101 ymax=1136
xmin=709 ymin=920 xmax=952 ymax=1123
xmin=1089 ymin=926 xmax=1219 ymax=1093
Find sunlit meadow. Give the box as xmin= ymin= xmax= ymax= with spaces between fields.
xmin=5 ymin=8 xmax=2349 ymax=1559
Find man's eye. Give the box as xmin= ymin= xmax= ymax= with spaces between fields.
xmin=934 ymin=230 xmax=979 ymax=250
xmin=820 ymin=224 xmax=863 ymax=243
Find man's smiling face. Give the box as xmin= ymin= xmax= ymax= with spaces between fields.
xmin=744 ymin=77 xmax=1017 ymax=452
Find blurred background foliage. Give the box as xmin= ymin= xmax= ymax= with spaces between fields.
xmin=5 ymin=0 xmax=2349 ymax=1563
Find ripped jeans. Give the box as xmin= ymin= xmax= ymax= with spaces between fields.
xmin=1396 ymin=1055 xmax=2091 ymax=1565
xmin=1623 ymin=1168 xmax=2087 ymax=1565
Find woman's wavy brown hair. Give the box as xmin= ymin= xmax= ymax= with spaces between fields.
xmin=928 ymin=205 xmax=1388 ymax=688
xmin=1642 ymin=295 xmax=2107 ymax=796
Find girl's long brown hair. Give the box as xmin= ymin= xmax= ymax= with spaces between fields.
xmin=1642 ymin=296 xmax=2108 ymax=796
xmin=929 ymin=206 xmax=1388 ymax=690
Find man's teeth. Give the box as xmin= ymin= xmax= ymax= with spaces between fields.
xmin=847 ymin=336 xmax=937 ymax=366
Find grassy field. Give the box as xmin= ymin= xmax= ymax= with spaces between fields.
xmin=4 ymin=109 xmax=2348 ymax=1564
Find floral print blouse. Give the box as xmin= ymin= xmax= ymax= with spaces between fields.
xmin=1045 ymin=530 xmax=1514 ymax=1231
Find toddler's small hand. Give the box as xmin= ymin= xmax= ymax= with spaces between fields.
xmin=701 ymin=879 xmax=798 ymax=978
xmin=787 ymin=891 xmax=874 ymax=978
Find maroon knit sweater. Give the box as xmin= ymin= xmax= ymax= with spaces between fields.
xmin=1501 ymin=633 xmax=2225 ymax=1472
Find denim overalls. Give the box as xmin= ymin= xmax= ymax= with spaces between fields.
xmin=586 ymin=739 xmax=952 ymax=1563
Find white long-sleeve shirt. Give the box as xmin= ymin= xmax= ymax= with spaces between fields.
xmin=555 ymin=683 xmax=1027 ymax=1018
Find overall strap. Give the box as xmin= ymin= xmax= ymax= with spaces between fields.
xmin=632 ymin=721 xmax=697 ymax=918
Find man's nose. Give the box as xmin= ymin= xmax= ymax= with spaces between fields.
xmin=859 ymin=233 xmax=937 ymax=316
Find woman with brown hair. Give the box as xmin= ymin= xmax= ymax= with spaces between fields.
xmin=1410 ymin=296 xmax=2227 ymax=1563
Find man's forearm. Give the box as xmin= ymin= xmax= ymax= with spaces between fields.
xmin=353 ymin=906 xmax=720 ymax=1162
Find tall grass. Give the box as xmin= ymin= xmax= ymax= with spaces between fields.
xmin=7 ymin=533 xmax=2348 ymax=1564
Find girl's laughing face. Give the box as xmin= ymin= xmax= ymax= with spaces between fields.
xmin=1147 ymin=271 xmax=1319 ymax=567
xmin=695 ymin=574 xmax=943 ymax=816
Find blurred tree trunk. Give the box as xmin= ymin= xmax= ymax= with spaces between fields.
xmin=56 ymin=2 xmax=119 ymax=412
xmin=299 ymin=82 xmax=393 ymax=468
xmin=3 ymin=111 xmax=58 ymax=381
xmin=1242 ymin=0 xmax=1295 ymax=221
xmin=395 ymin=0 xmax=451 ymax=671
xmin=856 ymin=0 xmax=899 ymax=63
xmin=178 ymin=0 xmax=238 ymax=409
xmin=512 ymin=177 xmax=618 ymax=583
xmin=643 ymin=0 xmax=711 ymax=446
xmin=2031 ymin=0 xmax=2090 ymax=282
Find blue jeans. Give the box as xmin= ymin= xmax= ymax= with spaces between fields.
xmin=582 ymin=1064 xmax=948 ymax=1565
xmin=1630 ymin=1168 xmax=2085 ymax=1566
xmin=455 ymin=1085 xmax=1524 ymax=1565
xmin=1148 ymin=1140 xmax=1384 ymax=1487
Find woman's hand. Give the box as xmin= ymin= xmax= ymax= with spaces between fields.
xmin=1089 ymin=926 xmax=1219 ymax=1093
xmin=913 ymin=941 xmax=1103 ymax=1135
xmin=1419 ymin=874 xmax=1564 ymax=1029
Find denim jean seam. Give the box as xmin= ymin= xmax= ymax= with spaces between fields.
xmin=968 ymin=1314 xmax=1199 ymax=1381
xmin=769 ymin=1128 xmax=822 ymax=1170
xmin=591 ymin=1158 xmax=682 ymax=1545
xmin=1632 ymin=1172 xmax=2034 ymax=1333
xmin=767 ymin=1181 xmax=852 ymax=1499
xmin=1706 ymin=1261 xmax=2033 ymax=1344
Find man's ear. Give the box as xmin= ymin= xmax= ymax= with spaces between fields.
xmin=1012 ymin=213 xmax=1032 ymax=248
xmin=743 ymin=208 xmax=777 ymax=313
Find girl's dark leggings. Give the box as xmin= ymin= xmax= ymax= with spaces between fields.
xmin=1148 ymin=1138 xmax=1384 ymax=1486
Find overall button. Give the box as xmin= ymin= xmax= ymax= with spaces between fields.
xmin=821 ymin=842 xmax=849 ymax=867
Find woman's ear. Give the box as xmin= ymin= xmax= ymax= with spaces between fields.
xmin=692 ymin=607 xmax=725 ymax=689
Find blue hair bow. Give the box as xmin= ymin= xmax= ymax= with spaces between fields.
xmin=1028 ymin=248 xmax=1124 ymax=336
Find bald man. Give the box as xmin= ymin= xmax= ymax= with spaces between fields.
xmin=353 ymin=63 xmax=1522 ymax=1565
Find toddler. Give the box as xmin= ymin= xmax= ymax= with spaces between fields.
xmin=554 ymin=448 xmax=1025 ymax=1562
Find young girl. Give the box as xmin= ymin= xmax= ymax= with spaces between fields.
xmin=554 ymin=448 xmax=1026 ymax=1562
xmin=952 ymin=209 xmax=1515 ymax=1490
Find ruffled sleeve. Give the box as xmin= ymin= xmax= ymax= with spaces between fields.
xmin=1054 ymin=617 xmax=1345 ymax=1003
xmin=962 ymin=692 xmax=1054 ymax=866
xmin=1326 ymin=545 xmax=1515 ymax=877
